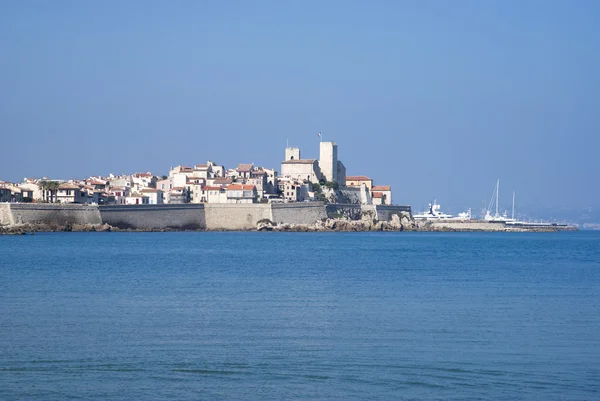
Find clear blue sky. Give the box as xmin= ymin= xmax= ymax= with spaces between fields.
xmin=1 ymin=1 xmax=598 ymax=212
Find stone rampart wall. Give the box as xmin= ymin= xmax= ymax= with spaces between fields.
xmin=271 ymin=203 xmax=327 ymax=225
xmin=99 ymin=204 xmax=206 ymax=230
xmin=204 ymin=204 xmax=272 ymax=230
xmin=326 ymin=204 xmax=363 ymax=220
xmin=0 ymin=204 xmax=14 ymax=225
xmin=8 ymin=204 xmax=102 ymax=225
xmin=1 ymin=202 xmax=414 ymax=230
xmin=375 ymin=205 xmax=412 ymax=221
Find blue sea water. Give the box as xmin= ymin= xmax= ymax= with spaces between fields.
xmin=1 ymin=231 xmax=599 ymax=400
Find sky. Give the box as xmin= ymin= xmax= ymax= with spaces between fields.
xmin=1 ymin=0 xmax=599 ymax=213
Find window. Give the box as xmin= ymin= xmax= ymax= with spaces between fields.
xmin=66 ymin=190 xmax=72 ymax=196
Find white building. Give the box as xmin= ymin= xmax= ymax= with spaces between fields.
xmin=280 ymin=141 xmax=346 ymax=185
xmin=140 ymin=188 xmax=164 ymax=204
xmin=56 ymin=183 xmax=87 ymax=204
xmin=226 ymin=184 xmax=258 ymax=204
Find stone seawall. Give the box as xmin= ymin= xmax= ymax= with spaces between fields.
xmin=6 ymin=204 xmax=102 ymax=225
xmin=326 ymin=204 xmax=362 ymax=220
xmin=1 ymin=202 xmax=414 ymax=231
xmin=271 ymin=203 xmax=327 ymax=225
xmin=204 ymin=204 xmax=272 ymax=230
xmin=375 ymin=205 xmax=412 ymax=221
xmin=99 ymin=204 xmax=206 ymax=230
xmin=0 ymin=204 xmax=14 ymax=226
xmin=325 ymin=204 xmax=412 ymax=221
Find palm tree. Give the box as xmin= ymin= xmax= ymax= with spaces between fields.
xmin=47 ymin=181 xmax=60 ymax=203
xmin=38 ymin=180 xmax=49 ymax=202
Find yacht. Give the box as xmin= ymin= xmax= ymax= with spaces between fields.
xmin=414 ymin=200 xmax=471 ymax=220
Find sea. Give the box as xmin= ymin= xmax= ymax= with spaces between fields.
xmin=1 ymin=231 xmax=599 ymax=401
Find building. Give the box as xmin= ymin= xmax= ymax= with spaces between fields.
xmin=319 ymin=141 xmax=346 ymax=184
xmin=226 ymin=184 xmax=257 ymax=203
xmin=140 ymin=188 xmax=164 ymax=204
xmin=56 ymin=183 xmax=87 ymax=204
xmin=281 ymin=146 xmax=321 ymax=182
xmin=247 ymin=169 xmax=268 ymax=199
xmin=236 ymin=164 xmax=254 ymax=180
xmin=201 ymin=186 xmax=227 ymax=203
xmin=371 ymin=185 xmax=392 ymax=205
xmin=109 ymin=186 xmax=129 ymax=205
xmin=20 ymin=181 xmax=44 ymax=201
xmin=125 ymin=193 xmax=150 ymax=205
xmin=346 ymin=176 xmax=374 ymax=189
xmin=281 ymin=141 xmax=346 ymax=185
xmin=0 ymin=187 xmax=11 ymax=202
xmin=279 ymin=179 xmax=312 ymax=202
xmin=207 ymin=177 xmax=233 ymax=187
xmin=169 ymin=187 xmax=188 ymax=204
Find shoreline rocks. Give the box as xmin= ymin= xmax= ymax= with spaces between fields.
xmin=1 ymin=212 xmax=576 ymax=235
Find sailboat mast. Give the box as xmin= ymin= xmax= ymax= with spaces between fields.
xmin=512 ymin=191 xmax=515 ymax=220
xmin=495 ymin=179 xmax=499 ymax=217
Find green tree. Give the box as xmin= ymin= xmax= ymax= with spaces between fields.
xmin=46 ymin=181 xmax=60 ymax=203
xmin=38 ymin=180 xmax=49 ymax=202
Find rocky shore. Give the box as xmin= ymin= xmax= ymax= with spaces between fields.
xmin=1 ymin=212 xmax=576 ymax=234
xmin=257 ymin=213 xmax=415 ymax=232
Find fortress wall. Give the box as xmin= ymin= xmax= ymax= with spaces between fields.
xmin=99 ymin=204 xmax=206 ymax=230
xmin=204 ymin=204 xmax=272 ymax=230
xmin=271 ymin=203 xmax=327 ymax=225
xmin=338 ymin=187 xmax=364 ymax=204
xmin=0 ymin=204 xmax=14 ymax=225
xmin=375 ymin=205 xmax=412 ymax=221
xmin=9 ymin=204 xmax=102 ymax=225
xmin=326 ymin=204 xmax=363 ymax=220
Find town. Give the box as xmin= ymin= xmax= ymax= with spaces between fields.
xmin=0 ymin=141 xmax=393 ymax=207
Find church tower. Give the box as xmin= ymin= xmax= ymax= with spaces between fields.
xmin=319 ymin=142 xmax=338 ymax=182
xmin=285 ymin=147 xmax=301 ymax=161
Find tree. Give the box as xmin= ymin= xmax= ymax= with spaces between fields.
xmin=46 ymin=181 xmax=60 ymax=203
xmin=38 ymin=180 xmax=49 ymax=202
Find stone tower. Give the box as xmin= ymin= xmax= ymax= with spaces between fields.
xmin=319 ymin=141 xmax=338 ymax=183
xmin=285 ymin=147 xmax=301 ymax=161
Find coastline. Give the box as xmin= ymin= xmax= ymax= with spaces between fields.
xmin=1 ymin=217 xmax=577 ymax=235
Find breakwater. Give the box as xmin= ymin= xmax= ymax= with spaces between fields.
xmin=0 ymin=203 xmax=412 ymax=231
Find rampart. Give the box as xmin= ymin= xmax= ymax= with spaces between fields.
xmin=0 ymin=204 xmax=14 ymax=225
xmin=99 ymin=204 xmax=206 ymax=230
xmin=375 ymin=205 xmax=412 ymax=221
xmin=1 ymin=202 xmax=413 ymax=230
xmin=204 ymin=204 xmax=272 ymax=230
xmin=6 ymin=204 xmax=102 ymax=225
xmin=271 ymin=203 xmax=327 ymax=225
xmin=326 ymin=204 xmax=363 ymax=220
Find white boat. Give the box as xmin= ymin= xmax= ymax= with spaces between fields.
xmin=414 ymin=200 xmax=471 ymax=220
xmin=502 ymin=191 xmax=567 ymax=227
xmin=483 ymin=179 xmax=515 ymax=223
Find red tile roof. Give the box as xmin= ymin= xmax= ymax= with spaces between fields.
xmin=141 ymin=188 xmax=159 ymax=193
xmin=346 ymin=176 xmax=372 ymax=181
xmin=227 ymin=184 xmax=256 ymax=191
xmin=372 ymin=192 xmax=383 ymax=198
xmin=372 ymin=185 xmax=391 ymax=191
xmin=194 ymin=164 xmax=208 ymax=169
xmin=203 ymin=186 xmax=223 ymax=191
